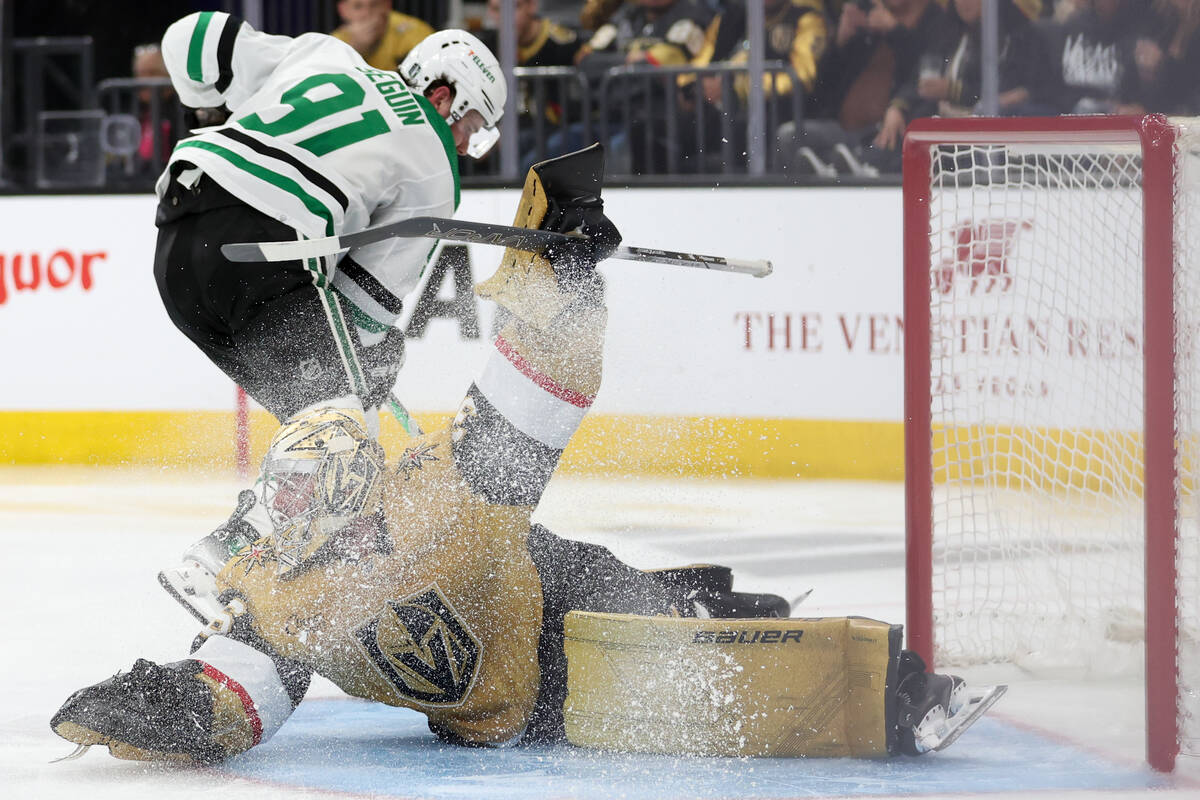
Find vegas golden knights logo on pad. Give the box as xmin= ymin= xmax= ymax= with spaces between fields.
xmin=354 ymin=585 xmax=481 ymax=706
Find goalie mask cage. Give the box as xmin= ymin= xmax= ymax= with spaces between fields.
xmin=902 ymin=115 xmax=1200 ymax=773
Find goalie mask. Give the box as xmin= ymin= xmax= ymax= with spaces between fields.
xmin=258 ymin=407 xmax=385 ymax=576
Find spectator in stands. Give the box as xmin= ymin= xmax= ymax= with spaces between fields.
xmin=485 ymin=0 xmax=580 ymax=66
xmin=899 ymin=0 xmax=1054 ymax=118
xmin=575 ymin=0 xmax=713 ymax=70
xmin=1113 ymin=0 xmax=1200 ymax=113
xmin=1040 ymin=0 xmax=1140 ymax=114
xmin=332 ymin=0 xmax=436 ymax=71
xmin=780 ymin=0 xmax=958 ymax=175
xmin=677 ymin=0 xmax=829 ymax=173
xmin=576 ymin=0 xmax=714 ymax=172
xmin=691 ymin=0 xmax=828 ymax=117
xmin=132 ymin=43 xmax=174 ymax=172
xmin=482 ymin=0 xmax=584 ymax=167
xmin=580 ymin=0 xmax=624 ymax=31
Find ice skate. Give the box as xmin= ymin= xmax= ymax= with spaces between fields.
xmin=895 ymin=660 xmax=1007 ymax=755
xmin=159 ymin=489 xmax=267 ymax=628
xmin=649 ymin=562 xmax=790 ymax=618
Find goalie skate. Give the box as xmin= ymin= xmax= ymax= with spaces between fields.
xmin=159 ymin=489 xmax=267 ymax=629
xmin=910 ymin=681 xmax=1007 ymax=754
xmin=648 ymin=563 xmax=791 ymax=618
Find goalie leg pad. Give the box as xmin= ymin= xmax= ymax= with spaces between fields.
xmin=475 ymin=144 xmax=616 ymax=329
xmin=562 ymin=613 xmax=901 ymax=757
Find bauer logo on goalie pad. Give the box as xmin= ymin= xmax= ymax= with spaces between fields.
xmin=354 ymin=584 xmax=481 ymax=707
xmin=692 ymin=629 xmax=804 ymax=644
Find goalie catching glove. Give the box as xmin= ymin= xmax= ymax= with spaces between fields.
xmin=534 ymin=145 xmax=622 ymax=284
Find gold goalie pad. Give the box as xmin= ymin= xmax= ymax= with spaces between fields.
xmin=474 ymin=165 xmax=571 ymax=329
xmin=563 ymin=613 xmax=901 ymax=758
xmin=475 ymin=145 xmax=605 ymax=329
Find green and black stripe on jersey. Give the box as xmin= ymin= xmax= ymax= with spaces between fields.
xmin=332 ymin=258 xmax=407 ymax=334
xmin=173 ymin=134 xmax=348 ymax=238
xmin=215 ymin=128 xmax=350 ymax=217
xmin=182 ymin=12 xmax=246 ymax=99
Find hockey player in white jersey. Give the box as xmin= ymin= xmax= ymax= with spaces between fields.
xmin=153 ymin=12 xmax=503 ymax=425
xmin=150 ymin=13 xmax=528 ymax=627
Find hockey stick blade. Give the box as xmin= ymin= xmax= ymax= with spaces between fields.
xmin=384 ymin=391 xmax=423 ymax=437
xmin=221 ymin=216 xmax=576 ymax=263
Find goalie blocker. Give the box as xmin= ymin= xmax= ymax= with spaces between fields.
xmin=563 ymin=613 xmax=1005 ymax=758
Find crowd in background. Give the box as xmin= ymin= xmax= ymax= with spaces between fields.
xmin=10 ymin=0 xmax=1200 ymax=183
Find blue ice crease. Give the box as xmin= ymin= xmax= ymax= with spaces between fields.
xmin=218 ymin=697 xmax=1172 ymax=799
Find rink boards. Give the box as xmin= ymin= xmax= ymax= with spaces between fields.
xmin=0 ymin=187 xmax=908 ymax=477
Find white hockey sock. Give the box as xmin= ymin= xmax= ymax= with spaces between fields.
xmin=476 ymin=335 xmax=593 ymax=450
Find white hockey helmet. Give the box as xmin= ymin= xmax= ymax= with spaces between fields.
xmin=400 ymin=29 xmax=506 ymax=158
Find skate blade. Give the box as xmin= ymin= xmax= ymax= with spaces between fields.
xmin=158 ymin=565 xmax=224 ymax=627
xmin=931 ymin=684 xmax=1008 ymax=752
xmin=50 ymin=743 xmax=91 ymax=763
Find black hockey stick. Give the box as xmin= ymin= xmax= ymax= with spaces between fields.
xmin=220 ymin=216 xmax=771 ymax=278
xmin=220 ymin=216 xmax=574 ymax=263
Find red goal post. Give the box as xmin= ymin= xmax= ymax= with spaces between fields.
xmin=902 ymin=115 xmax=1191 ymax=772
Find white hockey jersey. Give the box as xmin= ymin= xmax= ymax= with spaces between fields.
xmin=158 ymin=11 xmax=459 ymax=332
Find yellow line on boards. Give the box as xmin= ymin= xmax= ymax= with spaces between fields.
xmin=0 ymin=411 xmax=906 ymax=480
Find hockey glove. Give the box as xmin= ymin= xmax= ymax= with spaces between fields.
xmin=540 ymin=198 xmax=622 ymax=285
xmin=183 ymin=105 xmax=230 ymax=131
xmin=528 ymin=144 xmax=622 ymax=286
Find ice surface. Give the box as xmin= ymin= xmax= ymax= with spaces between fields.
xmin=2 ymin=467 xmax=1198 ymax=799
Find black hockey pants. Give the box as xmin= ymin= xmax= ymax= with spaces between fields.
xmin=520 ymin=524 xmax=693 ymax=744
xmin=153 ymin=164 xmax=361 ymax=421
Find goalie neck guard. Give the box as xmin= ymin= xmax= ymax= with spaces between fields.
xmin=259 ymin=407 xmax=385 ymax=576
xmin=400 ymin=29 xmax=506 ymax=159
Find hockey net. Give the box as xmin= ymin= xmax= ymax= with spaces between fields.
xmin=902 ymin=115 xmax=1200 ymax=772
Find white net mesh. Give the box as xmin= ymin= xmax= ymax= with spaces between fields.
xmin=922 ymin=122 xmax=1199 ymax=758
